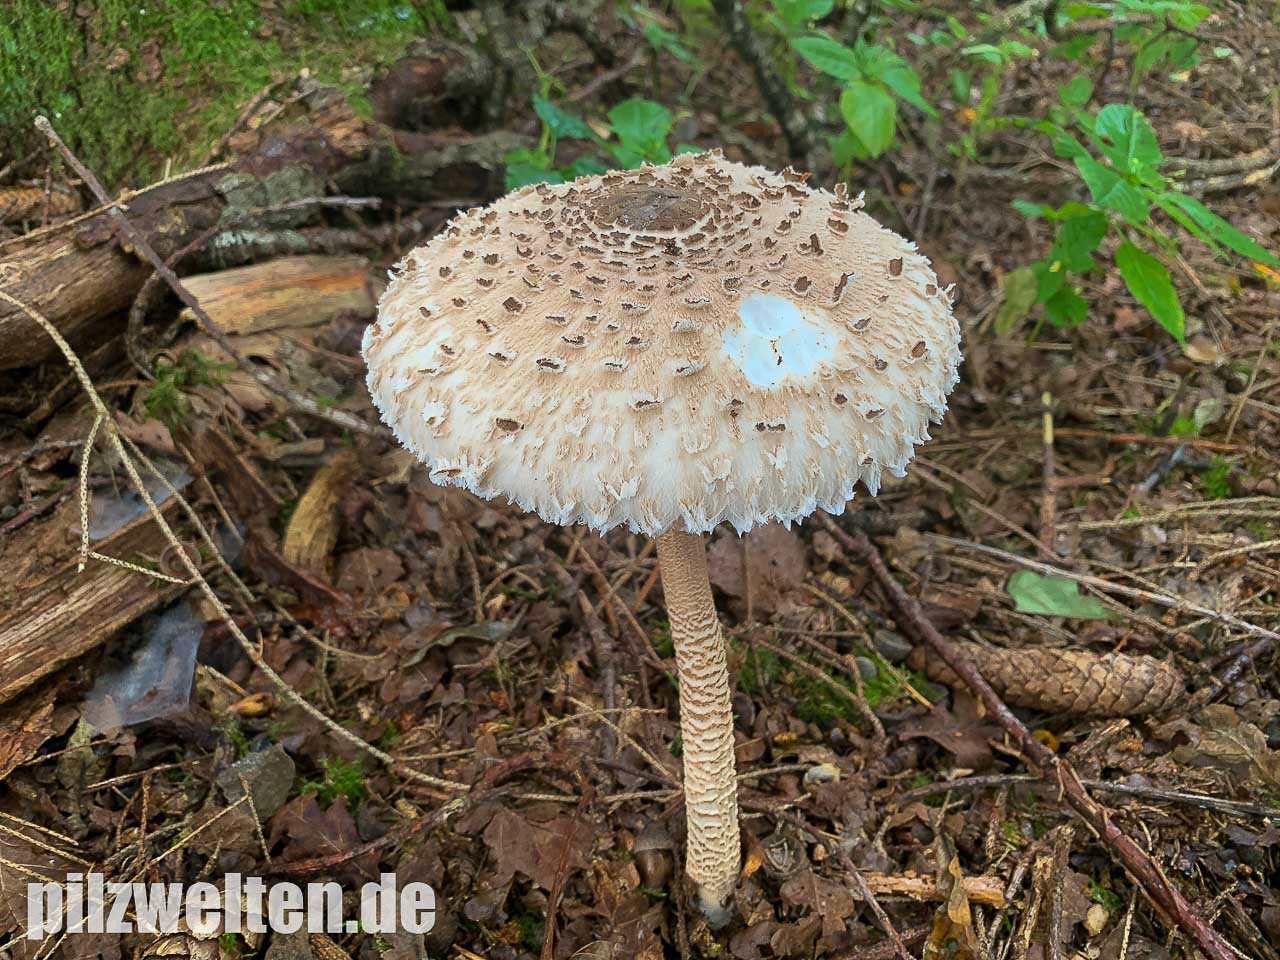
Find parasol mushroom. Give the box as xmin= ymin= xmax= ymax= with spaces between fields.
xmin=362 ymin=150 xmax=961 ymax=925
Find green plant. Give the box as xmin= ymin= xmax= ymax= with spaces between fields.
xmin=1051 ymin=1 xmax=1211 ymax=92
xmin=504 ymin=91 xmax=697 ymax=189
xmin=1005 ymin=100 xmax=1279 ymax=341
xmin=142 ymin=350 xmax=232 ymax=430
xmin=0 ymin=0 xmax=431 ymax=185
xmin=951 ymin=36 xmax=1037 ymax=161
xmin=300 ymin=757 xmax=369 ymax=807
xmin=790 ymin=32 xmax=937 ymax=163
xmin=1199 ymin=457 xmax=1232 ymax=500
xmin=221 ymin=718 xmax=254 ymax=761
xmin=1089 ymin=878 xmax=1124 ymax=912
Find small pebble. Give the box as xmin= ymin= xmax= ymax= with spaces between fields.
xmin=803 ymin=762 xmax=841 ymax=786
xmin=1084 ymin=902 xmax=1109 ymax=937
xmin=873 ymin=629 xmax=913 ymax=663
xmin=854 ymin=655 xmax=878 ymax=681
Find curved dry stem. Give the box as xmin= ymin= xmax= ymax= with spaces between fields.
xmin=656 ymin=529 xmax=740 ymax=926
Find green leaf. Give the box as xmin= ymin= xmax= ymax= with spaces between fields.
xmin=1008 ymin=570 xmax=1113 ymax=619
xmin=880 ymin=64 xmax=938 ymax=119
xmin=1115 ymin=242 xmax=1185 ymax=342
xmin=1092 ymin=104 xmax=1162 ymax=173
xmin=1032 ymin=259 xmax=1065 ymax=302
xmin=504 ymin=162 xmax=563 ymax=190
xmin=1075 ymin=157 xmax=1149 ymax=224
xmin=1044 ymin=284 xmax=1089 ymax=328
xmin=1011 ymin=199 xmax=1051 ymax=218
xmin=1046 ymin=34 xmax=1100 ymax=61
xmin=1058 ymin=74 xmax=1092 ymax=107
xmin=993 ymin=265 xmax=1040 ymax=334
xmin=562 ymin=155 xmax=609 ymax=179
xmin=776 ymin=0 xmax=834 ymax=25
xmin=607 ymin=98 xmax=672 ymax=149
xmin=1051 ymin=207 xmax=1108 ymax=271
xmin=949 ymin=68 xmax=970 ymax=102
xmin=1133 ymin=31 xmax=1172 ymax=77
xmin=830 ymin=128 xmax=866 ymax=167
xmin=839 ymin=81 xmax=897 ymax=156
xmin=1155 ymin=192 xmax=1280 ymax=267
xmin=533 ymin=95 xmax=593 ymax=140
xmin=960 ymin=42 xmax=1004 ymax=65
xmin=792 ymin=35 xmax=862 ymax=80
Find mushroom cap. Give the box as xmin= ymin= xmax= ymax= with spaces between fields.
xmin=363 ymin=151 xmax=961 ymax=536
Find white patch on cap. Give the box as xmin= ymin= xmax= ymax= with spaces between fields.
xmin=722 ymin=294 xmax=835 ymax=388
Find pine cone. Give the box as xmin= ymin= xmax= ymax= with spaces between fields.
xmin=909 ymin=642 xmax=1185 ymax=716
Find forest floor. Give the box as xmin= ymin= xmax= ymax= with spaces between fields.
xmin=0 ymin=2 xmax=1278 ymax=960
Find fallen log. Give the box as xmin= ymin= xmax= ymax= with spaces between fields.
xmin=176 ymin=254 xmax=376 ymax=335
xmin=0 ymin=501 xmax=195 ymax=703
xmin=0 ymin=57 xmax=528 ymax=373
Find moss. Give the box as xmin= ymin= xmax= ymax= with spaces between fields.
xmin=1 ymin=0 xmax=443 ymax=187
xmin=300 ymin=756 xmax=370 ymax=808
xmin=1199 ymin=456 xmax=1232 ymax=500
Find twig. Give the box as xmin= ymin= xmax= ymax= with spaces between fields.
xmin=33 ymin=116 xmax=385 ymax=440
xmin=818 ymin=515 xmax=1240 ymax=960
xmin=1039 ymin=391 xmax=1056 ymax=553
xmin=1047 ymin=825 xmax=1075 ymax=960
xmin=709 ymin=0 xmax=815 ymax=168
xmin=893 ymin=773 xmax=1280 ymax=822
xmin=927 ymin=532 xmax=1280 ymax=642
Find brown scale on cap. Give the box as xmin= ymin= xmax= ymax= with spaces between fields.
xmin=364 ymin=150 xmax=961 ymax=535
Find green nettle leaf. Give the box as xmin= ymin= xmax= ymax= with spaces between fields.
xmin=1032 ymin=259 xmax=1065 ymax=302
xmin=1044 ymin=284 xmax=1089 ymax=328
xmin=792 ymin=35 xmax=862 ymax=81
xmin=1007 ymin=570 xmax=1114 ymax=619
xmin=791 ymin=0 xmax=836 ymax=21
xmin=504 ymin=162 xmax=562 ymax=190
xmin=1133 ymin=31 xmax=1172 ymax=77
xmin=533 ymin=95 xmax=593 ymax=140
xmin=562 ymin=155 xmax=608 ymax=179
xmin=1155 ymin=192 xmax=1280 ymax=267
xmin=1011 ymin=199 xmax=1051 ymax=218
xmin=1115 ymin=242 xmax=1185 ymax=342
xmin=608 ymin=98 xmax=672 ymax=148
xmin=1074 ymin=157 xmax=1150 ymax=224
xmin=1050 ymin=131 xmax=1090 ymax=161
xmin=880 ymin=64 xmax=939 ymax=119
xmin=1052 ymin=208 xmax=1108 ymax=271
xmin=949 ymin=68 xmax=970 ymax=102
xmin=1093 ymin=103 xmax=1162 ymax=173
xmin=830 ymin=128 xmax=866 ymax=167
xmin=839 ymin=81 xmax=897 ymax=156
xmin=993 ymin=265 xmax=1040 ymax=334
xmin=1059 ymin=74 xmax=1092 ymax=107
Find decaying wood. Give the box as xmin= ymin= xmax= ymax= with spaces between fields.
xmin=0 ymin=503 xmax=192 ymax=704
xmin=1 ymin=53 xmax=528 ymax=373
xmin=0 ymin=184 xmax=81 ymax=224
xmin=177 ymin=255 xmax=376 ymax=335
xmin=909 ymin=641 xmax=1186 ymax=716
xmin=282 ymin=448 xmax=359 ymax=576
xmin=861 ymin=871 xmax=1007 ymax=909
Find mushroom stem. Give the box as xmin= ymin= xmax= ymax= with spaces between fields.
xmin=655 ymin=529 xmax=740 ymax=926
